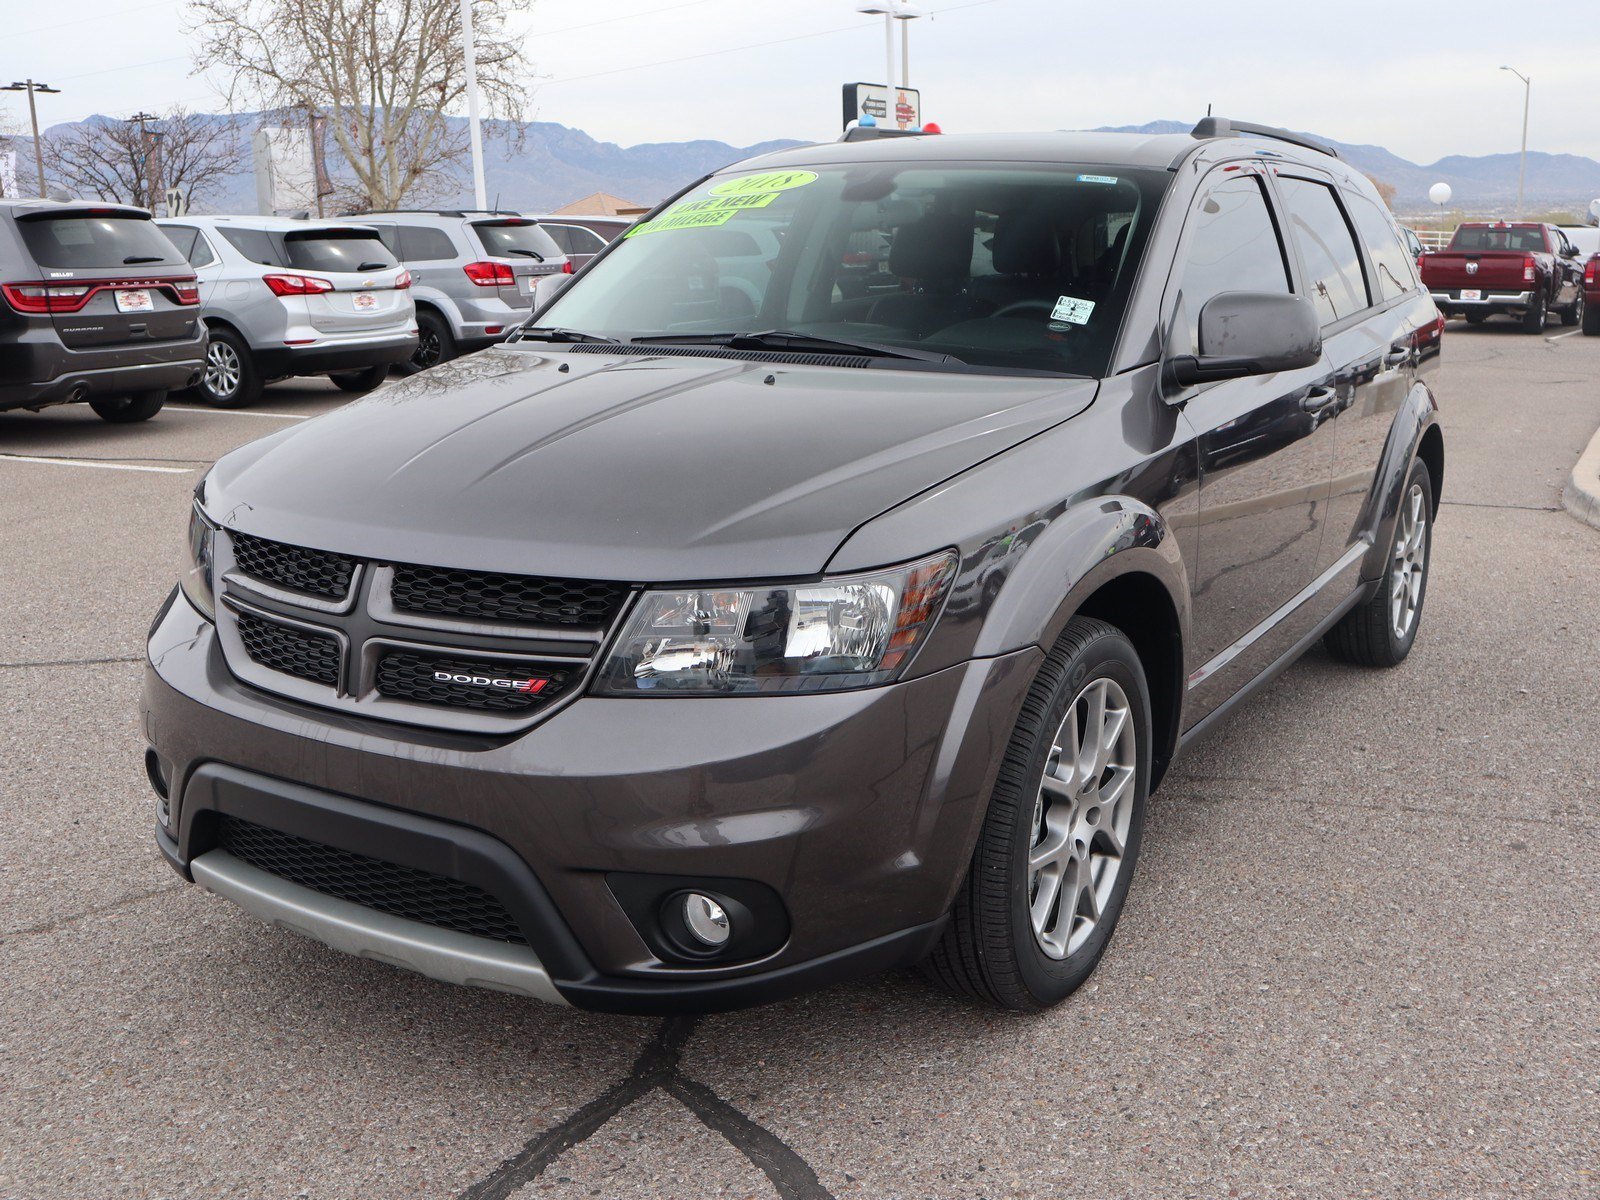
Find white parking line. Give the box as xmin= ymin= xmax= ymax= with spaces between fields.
xmin=1546 ymin=328 xmax=1584 ymax=342
xmin=166 ymin=406 xmax=311 ymax=420
xmin=0 ymin=454 xmax=194 ymax=474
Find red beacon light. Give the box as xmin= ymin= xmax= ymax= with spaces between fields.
xmin=922 ymin=122 xmax=942 ymax=135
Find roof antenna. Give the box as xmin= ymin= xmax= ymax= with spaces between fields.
xmin=1206 ymin=103 xmax=1213 ymax=116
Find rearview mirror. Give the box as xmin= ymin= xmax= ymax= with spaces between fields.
xmin=1165 ymin=291 xmax=1322 ymax=390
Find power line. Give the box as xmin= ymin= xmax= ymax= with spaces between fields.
xmin=14 ymin=1 xmax=174 ymax=40
xmin=526 ymin=0 xmax=727 ymax=39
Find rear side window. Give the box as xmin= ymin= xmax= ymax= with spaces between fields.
xmin=284 ymin=231 xmax=398 ymax=273
xmin=397 ymin=226 xmax=458 ymax=262
xmin=1344 ymin=192 xmax=1416 ymax=301
xmin=541 ymin=224 xmax=574 ymax=254
xmin=472 ymin=220 xmax=561 ymax=260
xmin=1176 ymin=175 xmax=1291 ymax=348
xmin=569 ymin=226 xmax=608 ymax=253
xmin=218 ymin=226 xmax=284 ymax=267
xmin=17 ymin=215 xmax=186 ymax=271
xmin=163 ymin=224 xmax=216 ymax=269
xmin=1277 ymin=177 xmax=1368 ymax=326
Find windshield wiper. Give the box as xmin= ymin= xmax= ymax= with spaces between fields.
xmin=123 ymin=255 xmax=165 ymax=264
xmin=507 ymin=325 xmax=618 ymax=345
xmin=503 ymin=247 xmax=546 ymax=261
xmin=633 ymin=329 xmax=963 ymax=365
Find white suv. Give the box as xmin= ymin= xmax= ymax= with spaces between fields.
xmin=158 ymin=216 xmax=417 ymax=407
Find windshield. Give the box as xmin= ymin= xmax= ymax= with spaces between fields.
xmin=534 ymin=162 xmax=1169 ymax=376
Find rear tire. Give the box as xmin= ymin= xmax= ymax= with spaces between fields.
xmin=1583 ymin=299 xmax=1600 ymax=335
xmin=920 ymin=617 xmax=1151 ymax=1011
xmin=328 ymin=365 xmax=389 ymax=394
xmin=90 ymin=390 xmax=165 ymax=423
xmin=400 ymin=309 xmax=454 ymax=374
xmin=192 ymin=328 xmax=262 ymax=408
xmin=1324 ymin=457 xmax=1433 ymax=668
xmin=1464 ymin=311 xmax=1486 ymax=325
xmin=1559 ymin=289 xmax=1584 ymax=327
xmin=1521 ymin=291 xmax=1547 ymax=332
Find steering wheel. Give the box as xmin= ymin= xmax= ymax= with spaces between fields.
xmin=990 ymin=299 xmax=1059 ymax=320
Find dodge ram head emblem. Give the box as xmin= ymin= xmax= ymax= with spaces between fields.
xmin=1465 ymin=261 xmax=1479 ymax=275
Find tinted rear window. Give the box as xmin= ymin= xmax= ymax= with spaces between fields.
xmin=284 ymin=231 xmax=398 ymax=273
xmin=398 ymin=226 xmax=458 ymax=261
xmin=1449 ymin=225 xmax=1548 ymax=253
xmin=472 ymin=220 xmax=561 ymax=260
xmin=17 ymin=215 xmax=186 ymax=270
xmin=218 ymin=227 xmax=284 ymax=266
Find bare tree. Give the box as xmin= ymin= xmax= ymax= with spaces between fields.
xmin=41 ymin=108 xmax=244 ymax=210
xmin=1365 ymin=174 xmax=1398 ymax=210
xmin=188 ymin=0 xmax=531 ymax=210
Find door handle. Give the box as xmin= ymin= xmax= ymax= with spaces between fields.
xmin=1301 ymin=385 xmax=1337 ymax=412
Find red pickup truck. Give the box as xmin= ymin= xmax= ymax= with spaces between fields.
xmin=1422 ymin=221 xmax=1586 ymax=331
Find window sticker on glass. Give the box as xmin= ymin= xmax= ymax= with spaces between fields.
xmin=1076 ymin=174 xmax=1119 ymax=185
xmin=708 ymin=170 xmax=817 ymax=196
xmin=627 ymin=191 xmax=785 ymax=237
xmin=1051 ymin=295 xmax=1096 ymax=325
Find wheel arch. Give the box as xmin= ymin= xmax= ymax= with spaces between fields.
xmin=1361 ymin=382 xmax=1443 ymax=580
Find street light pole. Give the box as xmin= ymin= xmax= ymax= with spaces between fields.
xmin=1500 ymin=66 xmax=1530 ymax=219
xmin=460 ymin=0 xmax=487 ymax=211
xmin=2 ymin=79 xmax=61 ymax=199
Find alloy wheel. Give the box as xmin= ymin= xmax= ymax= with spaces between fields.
xmin=1390 ymin=481 xmax=1428 ymax=639
xmin=205 ymin=341 xmax=242 ymax=399
xmin=1027 ymin=677 xmax=1137 ymax=959
xmin=415 ymin=327 xmax=442 ymax=369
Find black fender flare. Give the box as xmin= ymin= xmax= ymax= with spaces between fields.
xmin=1360 ymin=381 xmax=1442 ymax=583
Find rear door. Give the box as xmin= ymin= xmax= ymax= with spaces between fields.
xmin=281 ymin=227 xmax=408 ymax=333
xmin=1173 ymin=169 xmax=1338 ymax=719
xmin=14 ymin=210 xmax=197 ymax=349
xmin=468 ymin=218 xmax=566 ymax=310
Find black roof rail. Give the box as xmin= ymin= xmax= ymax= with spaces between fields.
xmin=837 ymin=124 xmax=930 ymax=143
xmin=348 ymin=208 xmax=528 ymax=218
xmin=1190 ymin=117 xmax=1339 ymax=160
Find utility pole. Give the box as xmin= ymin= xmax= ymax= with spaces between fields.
xmin=127 ymin=111 xmax=162 ymax=210
xmin=460 ymin=0 xmax=487 ymax=210
xmin=1499 ymin=66 xmax=1530 ymax=219
xmin=2 ymin=79 xmax=62 ymax=199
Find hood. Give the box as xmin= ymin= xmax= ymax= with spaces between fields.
xmin=206 ymin=347 xmax=1097 ymax=581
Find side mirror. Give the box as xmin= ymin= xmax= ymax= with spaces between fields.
xmin=1165 ymin=291 xmax=1322 ymax=390
xmin=531 ymin=273 xmax=574 ymax=315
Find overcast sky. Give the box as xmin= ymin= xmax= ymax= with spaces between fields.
xmin=10 ymin=0 xmax=1599 ymax=165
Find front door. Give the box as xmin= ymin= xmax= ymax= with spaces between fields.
xmin=1168 ymin=171 xmax=1337 ymax=722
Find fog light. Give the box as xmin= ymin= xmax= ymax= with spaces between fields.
xmin=682 ymin=893 xmax=730 ymax=947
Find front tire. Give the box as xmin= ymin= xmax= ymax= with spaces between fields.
xmin=1324 ymin=457 xmax=1434 ymax=668
xmin=921 ymin=617 xmax=1151 ymax=1010
xmin=328 ymin=365 xmax=389 ymax=394
xmin=90 ymin=389 xmax=165 ymax=423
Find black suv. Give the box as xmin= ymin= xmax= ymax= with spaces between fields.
xmin=0 ymin=200 xmax=206 ymax=422
xmin=143 ymin=119 xmax=1444 ymax=1012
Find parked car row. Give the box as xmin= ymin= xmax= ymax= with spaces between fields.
xmin=1419 ymin=220 xmax=1592 ymax=333
xmin=1 ymin=200 xmax=632 ymax=421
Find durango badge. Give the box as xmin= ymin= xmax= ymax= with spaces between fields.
xmin=434 ymin=671 xmax=548 ymax=694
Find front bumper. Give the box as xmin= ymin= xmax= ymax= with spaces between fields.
xmin=144 ymin=592 xmax=1040 ymax=1012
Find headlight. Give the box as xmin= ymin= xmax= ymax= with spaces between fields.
xmin=181 ymin=503 xmax=217 ymax=621
xmin=596 ymin=551 xmax=956 ymax=695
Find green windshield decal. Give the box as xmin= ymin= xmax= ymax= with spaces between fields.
xmin=708 ymin=170 xmax=818 ymax=196
xmin=626 ymin=191 xmax=782 ymax=237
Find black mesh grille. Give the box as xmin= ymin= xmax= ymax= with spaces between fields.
xmin=390 ymin=564 xmax=626 ymax=628
xmin=375 ymin=651 xmax=572 ymax=712
xmin=216 ymin=816 xmax=527 ymax=945
xmin=235 ymin=610 xmax=341 ymax=686
xmin=231 ymin=532 xmax=355 ymax=599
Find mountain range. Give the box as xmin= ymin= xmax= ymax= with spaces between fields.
xmin=6 ymin=112 xmax=1599 ymax=217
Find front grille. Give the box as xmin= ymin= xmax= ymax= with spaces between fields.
xmin=217 ymin=815 xmax=527 ymax=945
xmin=231 ymin=532 xmax=355 ymax=600
xmin=375 ymin=650 xmax=573 ymax=712
xmin=235 ymin=610 xmax=341 ymax=686
xmin=390 ymin=563 xmax=626 ymax=628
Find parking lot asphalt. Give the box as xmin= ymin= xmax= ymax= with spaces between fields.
xmin=3 ymin=329 xmax=1598 ymax=1200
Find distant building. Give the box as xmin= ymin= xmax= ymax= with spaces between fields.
xmin=552 ymin=192 xmax=650 ymax=217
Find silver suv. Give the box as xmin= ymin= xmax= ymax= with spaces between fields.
xmin=157 ymin=216 xmax=417 ymax=407
xmin=356 ymin=211 xmax=569 ymax=371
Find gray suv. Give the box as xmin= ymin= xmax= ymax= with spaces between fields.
xmin=144 ymin=120 xmax=1444 ymax=1013
xmin=355 ymin=211 xmax=569 ymax=371
xmin=158 ymin=216 xmax=417 ymax=407
xmin=1 ymin=199 xmax=205 ymax=422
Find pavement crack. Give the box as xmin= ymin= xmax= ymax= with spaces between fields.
xmin=0 ymin=655 xmax=143 ymax=669
xmin=459 ymin=1014 xmax=835 ymax=1200
xmin=1 ymin=883 xmax=183 ymax=942
xmin=1439 ymin=499 xmax=1562 ymax=512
